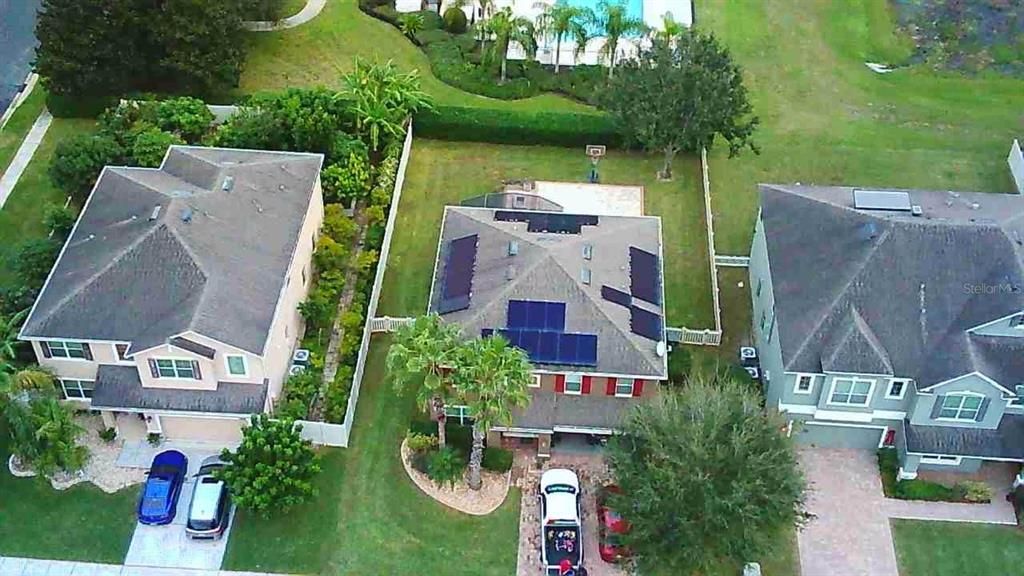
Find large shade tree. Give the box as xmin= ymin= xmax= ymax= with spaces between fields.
xmin=594 ymin=0 xmax=645 ymax=78
xmin=598 ymin=33 xmax=758 ymax=179
xmin=453 ymin=335 xmax=532 ymax=490
xmin=485 ymin=7 xmax=538 ymax=83
xmin=606 ymin=374 xmax=805 ymax=573
xmin=386 ymin=314 xmax=464 ymax=448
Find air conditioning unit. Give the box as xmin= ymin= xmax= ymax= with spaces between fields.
xmin=292 ymin=349 xmax=311 ymax=366
xmin=288 ymin=364 xmax=306 ymax=376
xmin=744 ymin=367 xmax=760 ymax=381
xmin=739 ymin=346 xmax=758 ymax=365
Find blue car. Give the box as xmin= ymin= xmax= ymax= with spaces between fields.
xmin=137 ymin=450 xmax=189 ymax=525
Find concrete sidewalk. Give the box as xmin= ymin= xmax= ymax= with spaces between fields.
xmin=0 ymin=108 xmax=52 ymax=208
xmin=242 ymin=0 xmax=326 ymax=31
xmin=0 ymin=556 xmax=294 ymax=575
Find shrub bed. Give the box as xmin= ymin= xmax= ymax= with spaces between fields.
xmin=408 ymin=419 xmax=511 ymax=471
xmin=877 ymin=448 xmax=991 ymax=503
xmin=416 ymin=105 xmax=622 ymax=147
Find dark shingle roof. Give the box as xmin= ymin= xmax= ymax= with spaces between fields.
xmin=511 ymin=389 xmax=641 ymax=430
xmin=904 ymin=416 xmax=1024 ymax=460
xmin=91 ymin=365 xmax=267 ymax=414
xmin=20 ymin=147 xmax=324 ymax=355
xmin=760 ymin=184 xmax=1024 ymax=387
xmin=427 ymin=207 xmax=667 ymax=378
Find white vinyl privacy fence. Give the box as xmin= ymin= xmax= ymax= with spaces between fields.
xmin=1010 ymin=139 xmax=1024 ymax=194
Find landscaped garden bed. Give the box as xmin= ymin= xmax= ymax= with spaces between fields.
xmin=878 ymin=448 xmax=992 ymax=504
xmin=400 ymin=434 xmax=510 ymax=515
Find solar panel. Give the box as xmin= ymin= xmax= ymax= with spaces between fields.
xmin=493 ymin=328 xmax=598 ymax=367
xmin=494 ymin=211 xmax=599 ymax=234
xmin=507 ymin=300 xmax=565 ymax=331
xmin=539 ymin=331 xmax=559 ymax=362
xmin=630 ymin=306 xmax=663 ymax=341
xmin=601 ymin=285 xmax=631 ymax=308
xmin=438 ymin=234 xmax=478 ymax=313
xmin=629 ymin=247 xmax=661 ymax=305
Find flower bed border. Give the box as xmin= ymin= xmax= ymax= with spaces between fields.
xmin=399 ymin=439 xmax=511 ymax=516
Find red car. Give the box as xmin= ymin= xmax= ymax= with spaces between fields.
xmin=596 ymin=485 xmax=631 ymax=563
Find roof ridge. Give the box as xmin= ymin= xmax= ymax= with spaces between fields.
xmin=849 ymin=307 xmax=893 ymax=371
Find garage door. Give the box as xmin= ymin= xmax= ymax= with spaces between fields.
xmin=160 ymin=416 xmax=244 ymax=443
xmin=794 ymin=422 xmax=884 ymax=449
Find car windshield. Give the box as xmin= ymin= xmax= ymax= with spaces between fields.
xmin=141 ymin=478 xmax=171 ymax=513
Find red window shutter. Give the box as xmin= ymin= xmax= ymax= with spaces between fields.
xmin=554 ymin=375 xmax=565 ymax=393
xmin=606 ymin=377 xmax=616 ymax=395
xmin=632 ymin=379 xmax=644 ymax=397
xmin=581 ymin=376 xmax=592 ymax=394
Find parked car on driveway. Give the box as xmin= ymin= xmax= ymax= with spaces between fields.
xmin=137 ymin=450 xmax=189 ymax=525
xmin=185 ymin=456 xmax=232 ymax=540
xmin=597 ymin=484 xmax=631 ymax=563
xmin=540 ymin=468 xmax=583 ymax=575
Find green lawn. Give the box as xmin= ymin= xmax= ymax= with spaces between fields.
xmin=239 ymin=0 xmax=591 ymax=111
xmin=0 ymin=117 xmax=95 ymax=288
xmin=0 ymin=87 xmax=46 ymax=176
xmin=0 ymin=422 xmax=138 ymax=563
xmin=378 ymin=139 xmax=713 ymax=328
xmin=701 ymin=0 xmax=1024 ymax=254
xmin=892 ymin=519 xmax=1024 ymax=576
xmin=223 ymin=336 xmax=522 ymax=575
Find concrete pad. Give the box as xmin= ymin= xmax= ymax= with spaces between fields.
xmin=532 ymin=181 xmax=645 ymax=217
xmin=43 ymin=561 xmax=76 ymax=576
xmin=20 ymin=559 xmax=52 ymax=576
xmin=2 ymin=557 xmax=29 ymax=575
xmin=67 ymin=563 xmax=123 ymax=576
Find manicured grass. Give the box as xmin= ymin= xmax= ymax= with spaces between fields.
xmin=239 ymin=0 xmax=591 ymax=111
xmin=0 ymin=422 xmax=138 ymax=563
xmin=378 ymin=139 xmax=713 ymax=328
xmin=700 ymin=0 xmax=1024 ymax=254
xmin=223 ymin=335 xmax=522 ymax=575
xmin=892 ymin=519 xmax=1024 ymax=576
xmin=0 ymin=117 xmax=95 ymax=288
xmin=0 ymin=87 xmax=46 ymax=176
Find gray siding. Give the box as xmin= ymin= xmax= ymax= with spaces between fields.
xmin=750 ymin=214 xmax=786 ymax=408
xmin=910 ymin=374 xmax=1007 ymax=429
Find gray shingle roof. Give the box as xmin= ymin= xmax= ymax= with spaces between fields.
xmin=91 ymin=364 xmax=267 ymax=414
xmin=428 ymin=207 xmax=667 ymax=378
xmin=760 ymin=184 xmax=1024 ymax=387
xmin=20 ymin=147 xmax=324 ymax=355
xmin=904 ymin=415 xmax=1024 ymax=460
xmin=511 ymin=389 xmax=641 ymax=430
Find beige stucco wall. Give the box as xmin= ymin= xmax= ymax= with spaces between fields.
xmin=262 ymin=176 xmax=324 ymax=407
xmin=135 ymin=343 xmax=219 ymax=391
xmin=31 ymin=339 xmax=126 ymax=381
xmin=159 ymin=415 xmax=244 ymax=443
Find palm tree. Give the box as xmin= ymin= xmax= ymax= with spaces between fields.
xmin=570 ymin=18 xmax=593 ymax=66
xmin=535 ymin=3 xmax=593 ymax=73
xmin=397 ymin=13 xmax=425 ymax=40
xmin=342 ymin=59 xmax=432 ymax=152
xmin=386 ymin=315 xmax=464 ymax=448
xmin=486 ymin=7 xmax=537 ymax=83
xmin=594 ymin=0 xmax=646 ymax=78
xmin=454 ymin=335 xmax=532 ymax=490
xmin=0 ymin=309 xmax=55 ymax=405
xmin=656 ymin=12 xmax=684 ymax=44
xmin=29 ymin=396 xmax=88 ymax=475
xmin=0 ymin=309 xmax=27 ymax=364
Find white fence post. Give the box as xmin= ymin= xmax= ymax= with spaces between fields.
xmin=699 ymin=147 xmax=724 ymax=345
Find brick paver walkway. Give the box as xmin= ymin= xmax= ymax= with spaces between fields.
xmin=0 ymin=556 xmax=291 ymax=575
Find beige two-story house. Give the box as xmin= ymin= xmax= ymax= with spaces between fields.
xmin=19 ymin=146 xmax=324 ymax=442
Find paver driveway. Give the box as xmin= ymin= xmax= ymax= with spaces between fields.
xmin=798 ymin=449 xmax=900 ymax=576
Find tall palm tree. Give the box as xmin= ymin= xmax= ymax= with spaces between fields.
xmin=386 ymin=315 xmax=464 ymax=448
xmin=656 ymin=12 xmax=684 ymax=44
xmin=454 ymin=335 xmax=532 ymax=490
xmin=535 ymin=3 xmax=593 ymax=73
xmin=594 ymin=0 xmax=646 ymax=78
xmin=570 ymin=18 xmax=593 ymax=66
xmin=486 ymin=7 xmax=537 ymax=83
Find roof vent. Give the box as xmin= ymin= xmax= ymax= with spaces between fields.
xmin=505 ymin=265 xmax=516 ymax=280
xmin=221 ymin=176 xmax=234 ymax=192
xmin=508 ymin=240 xmax=519 ymax=256
xmin=149 ymin=206 xmax=162 ymax=221
xmin=278 ymin=184 xmax=286 ymax=192
xmin=581 ymin=268 xmax=592 ymax=285
xmin=582 ymin=244 xmax=593 ymax=260
xmin=180 ymin=207 xmax=193 ymax=223
xmin=911 ymin=205 xmax=923 ymax=216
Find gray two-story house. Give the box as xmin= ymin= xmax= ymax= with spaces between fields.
xmin=751 ymin=184 xmax=1024 ymax=479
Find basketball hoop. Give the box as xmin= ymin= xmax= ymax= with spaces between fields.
xmin=585 ymin=144 xmax=605 ymax=183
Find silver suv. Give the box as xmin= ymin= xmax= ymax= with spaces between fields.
xmin=185 ymin=456 xmax=232 ymax=540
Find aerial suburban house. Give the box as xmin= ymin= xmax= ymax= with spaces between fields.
xmin=428 ymin=199 xmax=668 ymax=456
xmin=751 ymin=183 xmax=1024 ymax=479
xmin=18 ymin=146 xmax=324 ymax=443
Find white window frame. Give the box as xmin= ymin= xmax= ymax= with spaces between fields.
xmin=529 ymin=374 xmax=541 ymax=388
xmin=564 ymin=374 xmax=583 ymax=395
xmin=59 ymin=378 xmax=94 ymax=400
xmin=793 ymin=374 xmax=815 ymax=395
xmin=826 ymin=377 xmax=875 ymax=407
xmin=885 ymin=378 xmax=910 ymax=400
xmin=614 ymin=378 xmax=634 ymax=398
xmin=225 ymin=354 xmax=249 ymax=378
xmin=919 ymin=454 xmax=963 ymax=466
xmin=937 ymin=392 xmax=985 ymax=421
xmin=154 ymin=357 xmax=198 ymax=380
xmin=46 ymin=340 xmax=88 ymax=360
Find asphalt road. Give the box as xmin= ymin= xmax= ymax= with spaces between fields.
xmin=0 ymin=0 xmax=41 ymax=113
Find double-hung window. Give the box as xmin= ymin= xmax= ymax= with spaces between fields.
xmin=46 ymin=341 xmax=89 ymax=359
xmin=564 ymin=374 xmax=583 ymax=394
xmin=226 ymin=355 xmax=248 ymax=377
xmin=829 ymin=378 xmax=873 ymax=406
xmin=155 ymin=359 xmax=198 ymax=379
xmin=614 ymin=378 xmax=634 ymax=397
xmin=794 ymin=375 xmax=814 ymax=394
xmin=938 ymin=394 xmax=984 ymax=421
xmin=59 ymin=379 xmax=94 ymax=400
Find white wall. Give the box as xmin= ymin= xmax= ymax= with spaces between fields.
xmin=1009 ymin=139 xmax=1024 ymax=194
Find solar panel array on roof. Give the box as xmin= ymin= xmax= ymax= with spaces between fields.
xmin=601 ymin=285 xmax=632 ymax=307
xmin=629 ymin=247 xmax=661 ymax=305
xmin=853 ymin=190 xmax=913 ymax=211
xmin=508 ymin=300 xmax=566 ymax=331
xmin=494 ymin=211 xmax=599 ymax=234
xmin=630 ymin=305 xmax=663 ymax=341
xmin=482 ymin=328 xmax=598 ymax=366
xmin=438 ymin=234 xmax=478 ymax=314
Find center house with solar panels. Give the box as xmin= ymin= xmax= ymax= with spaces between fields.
xmin=428 ymin=202 xmax=668 ymax=456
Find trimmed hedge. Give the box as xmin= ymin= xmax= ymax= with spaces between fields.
xmin=415 ymin=105 xmax=624 ymax=147
xmin=482 ymin=447 xmax=514 ymax=472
